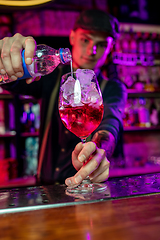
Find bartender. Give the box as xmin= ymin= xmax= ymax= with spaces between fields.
xmin=0 ymin=9 xmax=127 ymax=186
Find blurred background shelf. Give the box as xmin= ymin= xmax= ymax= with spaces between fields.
xmin=127 ymin=90 xmax=160 ymax=98
xmin=109 ymin=165 xmax=160 ymax=178
xmin=0 ymin=131 xmax=16 ymax=137
xmin=124 ymin=126 xmax=160 ymax=131
xmin=21 ymin=132 xmax=39 ymax=137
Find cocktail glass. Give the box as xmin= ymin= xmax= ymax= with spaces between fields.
xmin=59 ymin=69 xmax=107 ymax=193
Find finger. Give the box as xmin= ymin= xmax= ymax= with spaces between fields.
xmin=1 ymin=34 xmax=36 ymax=80
xmin=72 ymin=142 xmax=84 ymax=170
xmin=26 ymin=76 xmax=41 ymax=84
xmin=78 ymin=141 xmax=96 ymax=163
xmin=23 ymin=36 xmax=36 ymax=65
xmin=65 ymin=175 xmax=81 ymax=188
xmin=66 ymin=159 xmax=109 ymax=187
xmin=0 ymin=40 xmax=6 ymax=74
xmin=89 ymin=157 xmax=110 ymax=182
xmin=1 ymin=37 xmax=18 ymax=80
xmin=66 ymin=149 xmax=102 ymax=187
xmin=66 ymin=143 xmax=104 ymax=187
xmin=91 ymin=167 xmax=109 ymax=183
xmin=10 ymin=35 xmax=36 ymax=73
xmin=35 ymin=76 xmax=41 ymax=81
xmin=72 ymin=142 xmax=83 ymax=158
xmin=88 ymin=148 xmax=108 ymax=178
xmin=26 ymin=78 xmax=34 ymax=84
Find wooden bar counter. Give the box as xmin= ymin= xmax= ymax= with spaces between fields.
xmin=0 ymin=173 xmax=160 ymax=240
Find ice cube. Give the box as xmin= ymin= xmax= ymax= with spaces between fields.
xmin=81 ymin=82 xmax=98 ymax=104
xmin=90 ymin=82 xmax=96 ymax=90
xmin=88 ymin=90 xmax=103 ymax=105
xmin=76 ymin=69 xmax=95 ymax=86
xmin=61 ymin=76 xmax=75 ymax=100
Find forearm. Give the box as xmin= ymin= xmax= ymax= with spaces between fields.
xmin=92 ymin=130 xmax=116 ymax=159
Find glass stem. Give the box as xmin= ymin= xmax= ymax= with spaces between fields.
xmin=81 ymin=138 xmax=87 ymax=166
xmin=81 ymin=138 xmax=86 ymax=144
xmin=80 ymin=138 xmax=90 ymax=182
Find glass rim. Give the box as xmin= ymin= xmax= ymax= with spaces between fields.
xmin=62 ymin=69 xmax=96 ymax=78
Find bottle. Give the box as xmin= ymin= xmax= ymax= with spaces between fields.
xmin=144 ymin=78 xmax=155 ymax=92
xmin=138 ymin=97 xmax=150 ymax=127
xmin=31 ymin=103 xmax=40 ymax=132
xmin=20 ymin=103 xmax=30 ymax=132
xmin=130 ymin=30 xmax=137 ymax=53
xmin=132 ymin=98 xmax=139 ymax=126
xmin=121 ymin=31 xmax=130 ymax=53
xmin=137 ymin=32 xmax=145 ymax=54
xmin=144 ymin=32 xmax=153 ymax=55
xmin=0 ymin=44 xmax=72 ymax=85
xmin=150 ymin=99 xmax=158 ymax=126
xmin=152 ymin=33 xmax=160 ymax=57
xmin=115 ymin=31 xmax=123 ymax=53
xmin=28 ymin=103 xmax=35 ymax=133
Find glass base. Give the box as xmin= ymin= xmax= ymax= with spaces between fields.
xmin=66 ymin=179 xmax=107 ymax=193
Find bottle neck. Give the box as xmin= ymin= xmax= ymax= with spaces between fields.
xmin=59 ymin=48 xmax=72 ymax=64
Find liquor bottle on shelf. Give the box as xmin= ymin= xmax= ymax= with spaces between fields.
xmin=115 ymin=34 xmax=122 ymax=53
xmin=144 ymin=32 xmax=153 ymax=55
xmin=115 ymin=28 xmax=125 ymax=53
xmin=123 ymin=98 xmax=140 ymax=127
xmin=31 ymin=103 xmax=40 ymax=132
xmin=0 ymin=45 xmax=72 ymax=85
xmin=138 ymin=97 xmax=150 ymax=127
xmin=149 ymin=99 xmax=158 ymax=126
xmin=123 ymin=101 xmax=130 ymax=127
xmin=123 ymin=99 xmax=135 ymax=127
xmin=28 ymin=103 xmax=35 ymax=133
xmin=153 ymin=33 xmax=160 ymax=59
xmin=133 ymin=73 xmax=145 ymax=91
xmin=129 ymin=29 xmax=137 ymax=54
xmin=0 ymin=140 xmax=5 ymax=160
xmin=0 ymin=100 xmax=5 ymax=134
xmin=152 ymin=33 xmax=159 ymax=56
xmin=157 ymin=99 xmax=160 ymax=126
xmin=156 ymin=33 xmax=160 ymax=55
xmin=137 ymin=32 xmax=145 ymax=54
xmin=8 ymin=102 xmax=15 ymax=131
xmin=144 ymin=79 xmax=155 ymax=92
xmin=121 ymin=31 xmax=130 ymax=53
xmin=132 ymin=98 xmax=139 ymax=126
xmin=20 ymin=103 xmax=31 ymax=132
xmin=24 ymin=137 xmax=38 ymax=176
xmin=128 ymin=99 xmax=138 ymax=126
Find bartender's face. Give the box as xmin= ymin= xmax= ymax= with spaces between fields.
xmin=69 ymin=28 xmax=113 ymax=70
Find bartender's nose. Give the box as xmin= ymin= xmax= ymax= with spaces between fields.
xmin=87 ymin=44 xmax=97 ymax=55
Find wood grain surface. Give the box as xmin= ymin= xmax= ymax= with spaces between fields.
xmin=0 ymin=193 xmax=160 ymax=240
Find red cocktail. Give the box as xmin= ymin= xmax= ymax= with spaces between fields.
xmin=59 ymin=103 xmax=104 ymax=140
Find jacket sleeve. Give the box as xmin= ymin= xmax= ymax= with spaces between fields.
xmin=95 ymin=78 xmax=127 ymax=143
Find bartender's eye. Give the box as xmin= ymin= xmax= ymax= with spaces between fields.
xmin=81 ymin=37 xmax=89 ymax=44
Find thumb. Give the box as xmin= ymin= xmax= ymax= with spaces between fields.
xmin=26 ymin=76 xmax=41 ymax=84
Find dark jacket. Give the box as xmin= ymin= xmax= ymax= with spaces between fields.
xmin=2 ymin=63 xmax=127 ymax=184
